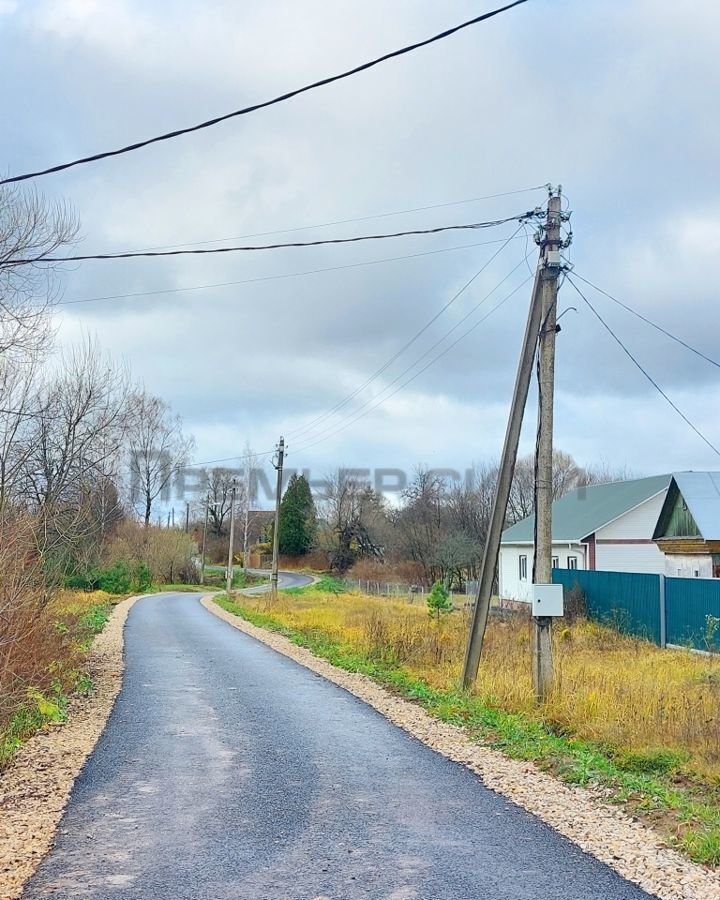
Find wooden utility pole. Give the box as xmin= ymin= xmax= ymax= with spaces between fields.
xmin=199 ymin=494 xmax=210 ymax=585
xmin=532 ymin=189 xmax=563 ymax=701
xmin=269 ymin=437 xmax=285 ymax=601
xmin=185 ymin=501 xmax=190 ymax=533
xmin=225 ymin=483 xmax=237 ymax=596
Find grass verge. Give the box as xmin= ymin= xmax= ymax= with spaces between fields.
xmin=0 ymin=591 xmax=117 ymax=770
xmin=212 ymin=589 xmax=720 ymax=867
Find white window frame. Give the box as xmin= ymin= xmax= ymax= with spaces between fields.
xmin=519 ymin=554 xmax=528 ymax=581
xmin=552 ymin=556 xmax=559 ymax=569
xmin=567 ymin=556 xmax=578 ymax=570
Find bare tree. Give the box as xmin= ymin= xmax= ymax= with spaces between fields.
xmin=0 ymin=358 xmax=40 ymax=510
xmin=203 ymin=467 xmax=237 ymax=536
xmin=0 ymin=184 xmax=78 ymax=359
xmin=240 ymin=441 xmax=262 ymax=569
xmin=127 ymin=391 xmax=194 ymax=525
xmin=317 ymin=470 xmax=384 ymax=572
xmin=580 ymin=460 xmax=639 ymax=485
xmin=15 ymin=339 xmax=129 ymax=576
xmin=508 ymin=450 xmax=589 ymax=525
xmin=393 ymin=468 xmax=449 ymax=584
xmin=21 ymin=340 xmax=128 ymax=509
xmin=447 ymin=462 xmax=498 ymax=561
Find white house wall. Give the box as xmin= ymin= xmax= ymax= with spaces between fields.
xmin=594 ymin=542 xmax=667 ymax=574
xmin=499 ymin=543 xmax=585 ymax=602
xmin=594 ymin=492 xmax=668 ymax=575
xmin=596 ymin=491 xmax=667 ymax=539
xmin=665 ymin=555 xmax=713 ymax=578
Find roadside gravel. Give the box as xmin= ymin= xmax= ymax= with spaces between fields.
xmin=0 ymin=595 xmax=140 ymax=900
xmin=203 ymin=594 xmax=720 ymax=900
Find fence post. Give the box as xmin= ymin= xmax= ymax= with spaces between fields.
xmin=659 ymin=574 xmax=667 ymax=648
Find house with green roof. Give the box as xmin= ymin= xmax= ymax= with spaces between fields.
xmin=499 ymin=474 xmax=671 ymax=602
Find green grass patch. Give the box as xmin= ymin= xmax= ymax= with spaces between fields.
xmin=211 ymin=593 xmax=720 ymax=867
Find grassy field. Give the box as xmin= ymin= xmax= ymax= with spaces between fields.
xmin=0 ymin=590 xmax=117 ymax=769
xmin=214 ymin=580 xmax=720 ymax=866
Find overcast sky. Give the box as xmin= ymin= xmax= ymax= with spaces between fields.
xmin=3 ymin=0 xmax=719 ymax=490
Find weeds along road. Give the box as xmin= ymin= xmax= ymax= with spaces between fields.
xmin=23 ymin=588 xmax=654 ymax=900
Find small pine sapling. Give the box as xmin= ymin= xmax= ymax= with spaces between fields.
xmin=427 ymin=580 xmax=452 ymax=621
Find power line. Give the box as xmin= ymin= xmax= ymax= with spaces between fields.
xmin=126 ymin=185 xmax=549 ymax=253
xmin=0 ymin=1 xmax=529 ymax=186
xmin=571 ymin=270 xmax=720 ymax=370
xmin=171 ymin=448 xmax=276 ymax=476
xmin=566 ymin=276 xmax=720 ymax=459
xmin=292 ymin=256 xmax=531 ymax=447
xmin=288 ymin=228 xmax=523 ymax=440
xmin=293 ymin=273 xmax=532 ymax=455
xmin=57 ymin=233 xmax=527 ymax=307
xmin=6 ymin=213 xmax=539 ymax=266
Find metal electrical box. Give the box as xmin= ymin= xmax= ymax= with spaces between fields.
xmin=531 ymin=584 xmax=564 ymax=617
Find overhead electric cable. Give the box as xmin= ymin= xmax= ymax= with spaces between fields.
xmin=170 ymin=448 xmax=276 ymax=475
xmin=5 ymin=214 xmax=537 ymax=266
xmin=293 ymin=273 xmax=532 ymax=454
xmin=57 ymin=233 xmax=526 ymax=306
xmin=0 ymin=1 xmax=529 ymax=185
xmin=567 ymin=277 xmax=720 ymax=459
xmin=571 ymin=271 xmax=720 ymax=370
xmin=127 ymin=185 xmax=549 ymax=254
xmin=288 ymin=228 xmax=523 ymax=440
xmin=292 ymin=255 xmax=531 ymax=445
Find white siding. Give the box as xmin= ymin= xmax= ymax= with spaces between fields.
xmin=593 ymin=491 xmax=668 ymax=575
xmin=499 ymin=543 xmax=585 ymax=601
xmin=665 ymin=555 xmax=713 ymax=578
xmin=594 ymin=542 xmax=667 ymax=574
xmin=597 ymin=491 xmax=667 ymax=539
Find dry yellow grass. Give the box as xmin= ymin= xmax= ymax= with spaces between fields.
xmin=254 ymin=587 xmax=720 ymax=780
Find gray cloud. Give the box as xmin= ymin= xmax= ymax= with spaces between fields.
xmin=3 ymin=0 xmax=719 ymax=479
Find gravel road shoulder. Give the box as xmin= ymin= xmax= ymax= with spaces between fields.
xmin=202 ymin=594 xmax=720 ymax=900
xmin=0 ymin=595 xmax=140 ymax=900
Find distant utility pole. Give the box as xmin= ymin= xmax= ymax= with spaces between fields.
xmin=461 ymin=187 xmax=566 ymax=691
xmin=532 ymin=189 xmax=563 ymax=701
xmin=200 ymin=494 xmax=210 ymax=585
xmin=185 ymin=501 xmax=190 ymax=533
xmin=269 ymin=437 xmax=285 ymax=601
xmin=225 ymin=482 xmax=237 ymax=596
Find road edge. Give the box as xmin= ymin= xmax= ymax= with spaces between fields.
xmin=0 ymin=594 xmax=142 ymax=900
xmin=201 ymin=593 xmax=720 ymax=900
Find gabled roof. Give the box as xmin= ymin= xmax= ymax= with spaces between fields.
xmin=502 ymin=474 xmax=671 ymax=544
xmin=653 ymin=472 xmax=720 ymax=541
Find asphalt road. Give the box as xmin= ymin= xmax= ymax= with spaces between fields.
xmin=242 ymin=570 xmax=314 ymax=594
xmin=23 ymin=591 xmax=654 ymax=900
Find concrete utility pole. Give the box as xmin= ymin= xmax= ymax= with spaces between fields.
xmin=532 ymin=189 xmax=563 ymax=702
xmin=225 ymin=482 xmax=237 ymax=596
xmin=185 ymin=501 xmax=190 ymax=533
xmin=461 ymin=264 xmax=544 ymax=689
xmin=269 ymin=437 xmax=285 ymax=601
xmin=200 ymin=494 xmax=210 ymax=585
xmin=461 ymin=188 xmax=565 ymax=691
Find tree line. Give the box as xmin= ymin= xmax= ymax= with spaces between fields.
xmin=273 ymin=452 xmax=632 ymax=587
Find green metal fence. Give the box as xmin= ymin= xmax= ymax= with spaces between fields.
xmin=552 ymin=568 xmax=662 ymax=644
xmin=553 ymin=568 xmax=720 ymax=650
xmin=666 ymin=577 xmax=720 ymax=652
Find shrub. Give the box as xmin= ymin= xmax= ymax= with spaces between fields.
xmin=96 ymin=561 xmax=132 ymax=594
xmin=427 ymin=581 xmax=452 ymax=620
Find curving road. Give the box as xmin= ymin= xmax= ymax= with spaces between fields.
xmin=23 ymin=592 xmax=653 ymax=900
xmin=242 ymin=570 xmax=314 ymax=594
